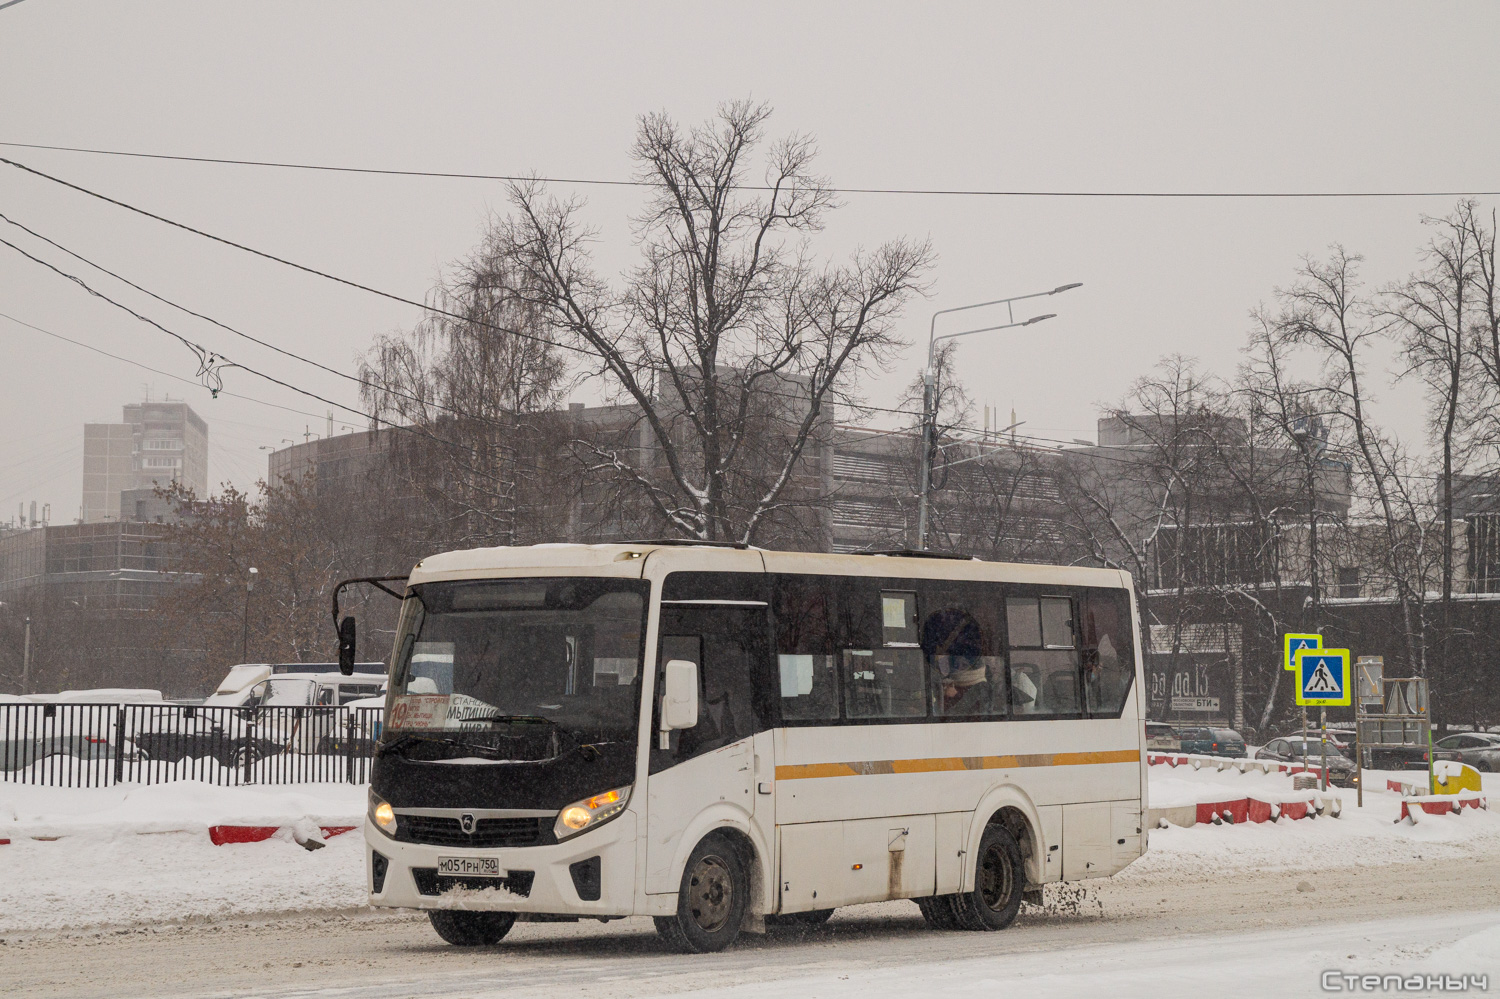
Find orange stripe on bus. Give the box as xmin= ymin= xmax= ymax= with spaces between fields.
xmin=774 ymin=748 xmax=1139 ymax=781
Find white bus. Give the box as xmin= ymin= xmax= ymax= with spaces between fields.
xmin=357 ymin=542 xmax=1148 ymax=952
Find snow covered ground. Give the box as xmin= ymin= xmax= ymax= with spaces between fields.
xmin=674 ymin=911 xmax=1500 ymax=999
xmin=0 ymin=781 xmax=367 ymax=933
xmin=0 ymin=766 xmax=1494 ymax=936
xmin=1142 ymin=764 xmax=1500 ymax=872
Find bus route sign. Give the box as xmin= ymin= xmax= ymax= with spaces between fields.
xmin=1294 ymin=648 xmax=1351 ymax=706
xmin=1284 ymin=633 xmax=1321 ymax=672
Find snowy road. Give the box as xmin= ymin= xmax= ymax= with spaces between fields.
xmin=9 ymin=855 xmax=1498 ymax=999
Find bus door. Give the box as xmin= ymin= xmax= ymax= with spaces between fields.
xmin=644 ymin=601 xmax=769 ymax=894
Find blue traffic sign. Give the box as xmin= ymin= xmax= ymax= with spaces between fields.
xmin=1284 ymin=633 xmax=1321 ymax=671
xmin=1295 ymin=648 xmax=1351 ymax=706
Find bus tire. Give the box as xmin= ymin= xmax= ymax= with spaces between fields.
xmin=427 ymin=909 xmax=515 ymax=946
xmin=654 ymin=833 xmax=748 ymax=953
xmin=949 ymin=824 xmax=1025 ymax=931
xmin=915 ymin=895 xmax=960 ymax=930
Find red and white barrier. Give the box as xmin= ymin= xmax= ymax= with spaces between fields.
xmin=1 ymin=823 xmax=356 ymax=846
xmin=1147 ymin=753 xmax=1327 ymax=779
xmin=208 ymin=824 xmax=356 ymax=845
xmin=1152 ymin=792 xmax=1338 ymax=829
xmin=1396 ymin=793 xmax=1488 ymax=823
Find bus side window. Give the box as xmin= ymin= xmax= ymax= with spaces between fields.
xmin=843 ymin=589 xmax=924 ymax=720
xmin=921 ymin=582 xmax=1006 ymax=719
xmin=1005 ymin=595 xmax=1081 ymax=717
xmin=773 ymin=575 xmax=841 ymax=722
xmin=653 ymin=606 xmax=762 ymax=768
xmin=1081 ymin=589 xmax=1135 ymax=717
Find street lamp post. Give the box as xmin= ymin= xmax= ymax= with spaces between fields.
xmin=241 ymin=567 xmax=258 ymax=663
xmin=914 ymin=283 xmax=1081 ymax=549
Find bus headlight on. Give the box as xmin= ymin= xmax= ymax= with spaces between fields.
xmin=369 ymin=791 xmax=398 ymax=837
xmin=554 ymin=785 xmax=631 ymax=841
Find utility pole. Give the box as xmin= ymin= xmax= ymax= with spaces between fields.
xmin=21 ymin=615 xmax=31 ymax=694
xmin=241 ymin=567 xmax=258 ymax=662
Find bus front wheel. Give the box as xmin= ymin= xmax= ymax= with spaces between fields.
xmin=654 ymin=833 xmax=748 ymax=953
xmin=427 ymin=909 xmax=515 ymax=946
xmin=948 ymin=824 xmax=1025 ymax=931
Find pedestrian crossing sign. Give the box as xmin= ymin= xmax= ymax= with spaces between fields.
xmin=1284 ymin=633 xmax=1321 ymax=671
xmin=1295 ymin=648 xmax=1351 ymax=706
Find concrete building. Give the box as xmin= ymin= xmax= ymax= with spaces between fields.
xmin=82 ymin=401 xmax=208 ymax=523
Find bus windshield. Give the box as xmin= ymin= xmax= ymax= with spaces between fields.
xmin=386 ymin=577 xmax=648 ymax=748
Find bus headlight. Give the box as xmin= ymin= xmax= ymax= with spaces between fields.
xmin=369 ymin=790 xmax=398 ymax=837
xmin=554 ymin=785 xmax=631 ymax=841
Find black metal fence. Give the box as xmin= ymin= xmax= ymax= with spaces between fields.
xmin=0 ymin=703 xmax=384 ymax=787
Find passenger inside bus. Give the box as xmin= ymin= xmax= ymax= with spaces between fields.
xmin=921 ymin=608 xmax=993 ymax=715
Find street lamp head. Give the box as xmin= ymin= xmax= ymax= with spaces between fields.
xmin=1024 ymin=313 xmax=1057 ymax=325
xmin=1051 ymin=283 xmax=1083 ymax=294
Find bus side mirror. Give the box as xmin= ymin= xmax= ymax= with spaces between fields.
xmin=660 ymin=659 xmax=699 ymax=732
xmin=338 ymin=616 xmax=357 ymax=676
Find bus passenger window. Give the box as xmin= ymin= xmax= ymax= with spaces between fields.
xmin=1005 ymin=599 xmax=1042 ymax=647
xmin=921 ymin=603 xmax=1004 ymax=718
xmin=773 ymin=574 xmax=842 ymax=722
xmin=1081 ymin=589 xmax=1135 ymax=717
xmin=778 ymin=654 xmax=839 ymax=720
xmin=881 ymin=591 xmax=918 ymax=645
xmin=1005 ymin=596 xmax=1081 ymax=718
xmin=1041 ymin=597 xmax=1075 ymax=648
xmin=842 ymin=648 xmax=925 ymax=720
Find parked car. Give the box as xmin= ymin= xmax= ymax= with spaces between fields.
xmin=1146 ymin=722 xmax=1181 ymax=752
xmin=1177 ymin=726 xmax=1247 ymax=757
xmin=134 ymin=670 xmax=387 ymax=765
xmin=1253 ymin=737 xmax=1360 ymax=787
xmin=1433 ymin=731 xmax=1500 ymax=772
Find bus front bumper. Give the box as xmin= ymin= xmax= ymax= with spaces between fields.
xmin=363 ymin=812 xmax=638 ymax=916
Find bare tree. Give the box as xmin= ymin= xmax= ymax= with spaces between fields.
xmin=1387 ymin=211 xmax=1481 ymax=674
xmin=1255 ymin=248 xmax=1428 ymax=679
xmin=1457 ymin=204 xmax=1500 ymax=468
xmin=492 ymin=101 xmax=932 ymax=543
xmin=360 ymin=246 xmax=571 ymax=548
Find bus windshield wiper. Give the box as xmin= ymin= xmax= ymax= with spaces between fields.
xmin=465 ymin=714 xmax=556 ymax=726
xmin=377 ymin=734 xmax=512 ymax=759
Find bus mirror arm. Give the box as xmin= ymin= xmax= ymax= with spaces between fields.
xmin=337 ymin=616 xmax=357 ymax=676
xmin=660 ymin=659 xmax=699 ymax=733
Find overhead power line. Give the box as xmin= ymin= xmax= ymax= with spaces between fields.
xmin=3 ymin=140 xmax=1499 ymax=198
xmin=0 ymin=310 xmax=329 ymax=421
xmin=0 ymin=154 xmax=923 ymax=420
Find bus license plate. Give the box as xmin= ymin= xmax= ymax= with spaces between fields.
xmin=438 ymin=856 xmax=503 ymax=878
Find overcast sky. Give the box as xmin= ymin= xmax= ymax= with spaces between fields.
xmin=3 ymin=2 xmax=1498 ymax=525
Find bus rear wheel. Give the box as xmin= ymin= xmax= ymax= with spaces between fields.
xmin=655 ymin=834 xmax=748 ymax=953
xmin=427 ymin=909 xmax=516 ymax=946
xmin=948 ymin=824 xmax=1025 ymax=931
xmin=915 ymin=895 xmax=960 ymax=930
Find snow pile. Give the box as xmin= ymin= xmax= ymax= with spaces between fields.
xmin=0 ymin=827 xmax=367 ymax=933
xmin=0 ymin=779 xmax=366 ymax=840
xmin=1142 ymin=765 xmax=1500 ymax=871
xmin=0 ymin=781 xmax=369 ymax=933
